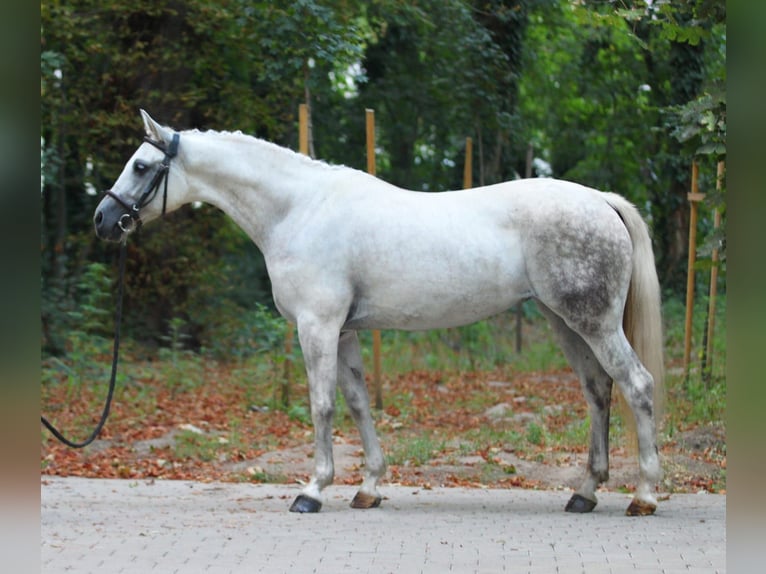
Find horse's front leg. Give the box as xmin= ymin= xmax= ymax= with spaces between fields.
xmin=289 ymin=317 xmax=341 ymax=513
xmin=337 ymin=331 xmax=387 ymax=509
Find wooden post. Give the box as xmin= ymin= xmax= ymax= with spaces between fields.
xmin=703 ymin=160 xmax=725 ymax=377
xmin=463 ymin=137 xmax=472 ymax=189
xmin=516 ymin=144 xmax=534 ymax=354
xmin=281 ymin=104 xmax=310 ymax=406
xmin=366 ymin=109 xmax=376 ymax=175
xmin=299 ymin=103 xmax=309 ymax=156
xmin=683 ymin=161 xmax=703 ymax=376
xmin=366 ymin=109 xmax=383 ymax=411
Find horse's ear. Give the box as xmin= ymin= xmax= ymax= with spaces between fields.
xmin=140 ymin=109 xmax=170 ymax=143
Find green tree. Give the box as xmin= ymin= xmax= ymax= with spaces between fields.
xmin=41 ymin=0 xmax=726 ymax=356
xmin=40 ymin=0 xmax=367 ymax=350
xmin=517 ymin=0 xmax=725 ymax=289
xmin=354 ymin=0 xmax=530 ymax=191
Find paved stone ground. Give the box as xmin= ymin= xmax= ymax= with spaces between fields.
xmin=41 ymin=477 xmax=725 ymax=573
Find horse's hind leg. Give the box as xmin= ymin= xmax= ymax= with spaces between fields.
xmin=538 ymin=304 xmax=613 ymax=513
xmin=585 ymin=329 xmax=661 ymax=516
xmin=337 ymin=331 xmax=387 ymax=508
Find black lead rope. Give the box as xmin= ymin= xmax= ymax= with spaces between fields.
xmin=42 ymin=132 xmax=179 ymax=448
xmin=41 ymin=239 xmax=128 ymax=449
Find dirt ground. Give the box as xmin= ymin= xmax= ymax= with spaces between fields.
xmin=222 ymin=421 xmax=726 ymax=494
xmin=41 ymin=366 xmax=726 ymax=495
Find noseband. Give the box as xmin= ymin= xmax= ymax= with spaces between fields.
xmin=103 ymin=132 xmax=180 ymax=233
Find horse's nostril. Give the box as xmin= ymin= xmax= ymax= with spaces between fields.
xmin=95 ymin=211 xmax=103 ymax=225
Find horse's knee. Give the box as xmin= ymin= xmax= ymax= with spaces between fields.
xmin=340 ymin=383 xmax=366 ymax=416
xmin=311 ymin=402 xmax=335 ymax=426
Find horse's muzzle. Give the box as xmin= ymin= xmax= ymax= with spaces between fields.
xmin=94 ymin=200 xmax=129 ymax=242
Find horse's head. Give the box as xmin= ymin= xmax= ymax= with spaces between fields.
xmin=94 ymin=110 xmax=184 ymax=241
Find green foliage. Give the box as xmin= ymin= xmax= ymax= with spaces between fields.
xmin=667 ymin=88 xmax=726 ymax=157
xmin=70 ymin=262 xmax=114 ymax=336
xmin=373 ymin=307 xmax=566 ymax=376
xmin=560 ymin=416 xmax=590 ymax=448
xmin=172 ymin=429 xmax=222 ymax=462
xmin=386 ymin=433 xmax=446 ymax=467
xmin=286 ymin=404 xmax=312 ymax=426
xmin=683 ymin=376 xmax=726 ymax=423
xmin=524 ymin=421 xmax=545 ymax=446
xmin=346 ymin=0 xmax=534 ymax=190
xmin=200 ymin=300 xmax=289 ymax=361
xmin=252 ymin=1 xmax=365 ymax=82
xmin=40 ymin=0 xmax=309 ymax=350
xmin=510 ymin=338 xmax=567 ymax=374
xmin=522 ymin=4 xmax=640 ymax=191
xmin=41 ymin=0 xmax=726 ymax=355
xmin=660 ymin=293 xmax=726 ymax=438
xmin=644 ymin=0 xmax=725 ymax=47
xmin=464 ymin=425 xmax=519 ymax=451
xmin=662 ymin=292 xmax=726 ymax=378
xmin=158 ymin=316 xmax=204 ymax=396
xmin=42 ymin=260 xmax=115 ymax=393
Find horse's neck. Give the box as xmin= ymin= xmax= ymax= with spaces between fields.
xmin=184 ymin=132 xmax=326 ymax=249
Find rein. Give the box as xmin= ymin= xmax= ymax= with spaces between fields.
xmin=41 ymin=132 xmax=179 ymax=448
xmin=41 ymin=239 xmax=127 ymax=448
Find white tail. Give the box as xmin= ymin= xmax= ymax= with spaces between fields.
xmin=603 ymin=192 xmax=665 ymax=440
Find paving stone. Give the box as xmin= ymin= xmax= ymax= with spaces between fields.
xmin=41 ymin=477 xmax=726 ymax=574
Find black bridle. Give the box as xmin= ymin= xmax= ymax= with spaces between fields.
xmin=41 ymin=132 xmax=179 ymax=449
xmin=104 ymin=132 xmax=180 ymax=233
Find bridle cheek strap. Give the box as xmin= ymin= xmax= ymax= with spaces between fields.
xmin=103 ymin=132 xmax=180 ymax=232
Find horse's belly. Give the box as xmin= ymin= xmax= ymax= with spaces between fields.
xmin=346 ymin=297 xmax=521 ymax=331
xmin=344 ymin=259 xmax=530 ymax=331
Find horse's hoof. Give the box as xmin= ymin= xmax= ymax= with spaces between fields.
xmin=289 ymin=494 xmax=322 ymax=513
xmin=350 ymin=491 xmax=382 ymax=509
xmin=625 ymin=498 xmax=657 ymax=516
xmin=565 ymin=493 xmax=597 ymax=513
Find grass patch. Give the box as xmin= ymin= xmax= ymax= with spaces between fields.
xmin=460 ymin=426 xmax=523 ymax=456
xmin=386 ymin=433 xmax=446 ymax=467
xmin=559 ymin=416 xmax=590 ymax=447
xmin=362 ymin=301 xmax=565 ymax=375
xmin=172 ymin=429 xmax=224 ymax=462
xmin=236 ymin=468 xmax=289 ymax=483
xmin=661 ymin=292 xmax=726 ymax=439
xmin=524 ymin=421 xmax=546 ymax=447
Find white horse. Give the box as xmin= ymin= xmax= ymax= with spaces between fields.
xmin=95 ymin=110 xmax=664 ymax=516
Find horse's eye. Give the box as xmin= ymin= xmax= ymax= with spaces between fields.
xmin=134 ymin=160 xmax=148 ymax=174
